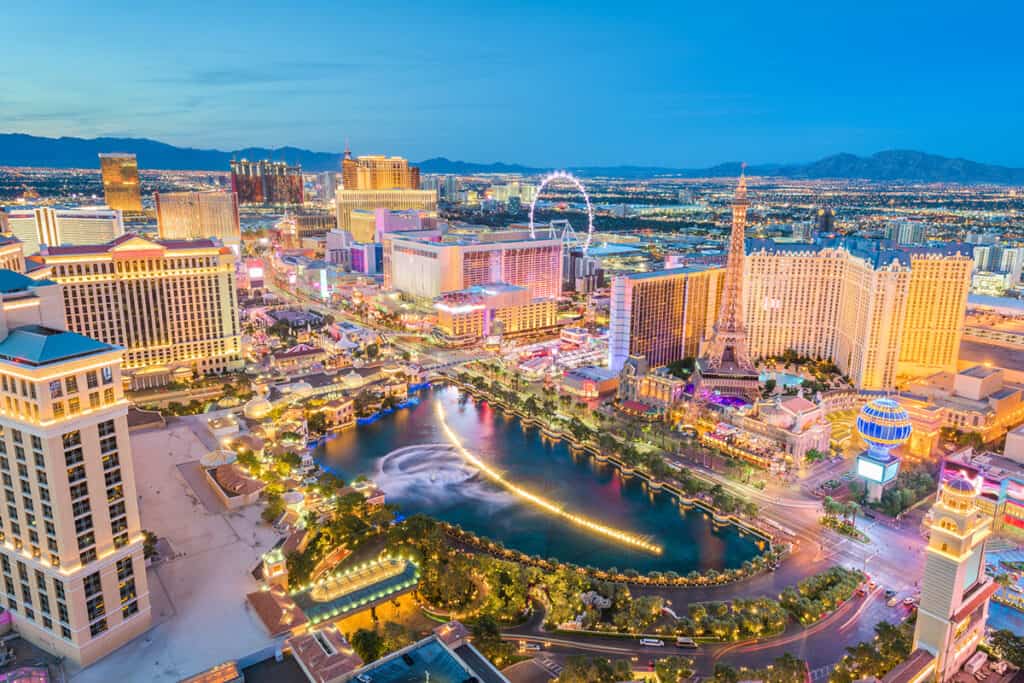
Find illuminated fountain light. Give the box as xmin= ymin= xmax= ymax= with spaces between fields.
xmin=434 ymin=401 xmax=662 ymax=554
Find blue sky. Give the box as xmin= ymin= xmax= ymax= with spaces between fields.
xmin=2 ymin=1 xmax=1022 ymax=167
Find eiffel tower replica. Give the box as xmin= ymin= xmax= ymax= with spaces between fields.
xmin=694 ymin=170 xmax=761 ymax=400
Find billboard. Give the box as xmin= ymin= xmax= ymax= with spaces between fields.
xmin=857 ymin=454 xmax=899 ymax=484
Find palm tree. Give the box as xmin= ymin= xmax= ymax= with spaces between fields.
xmin=843 ymin=501 xmax=861 ymax=527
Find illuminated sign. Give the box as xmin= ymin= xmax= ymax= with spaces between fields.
xmin=857 ymin=455 xmax=900 ymax=484
xmin=857 ymin=457 xmax=885 ymax=483
xmin=248 ymin=266 xmax=264 ymax=279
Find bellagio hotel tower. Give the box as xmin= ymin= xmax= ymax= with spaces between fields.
xmin=0 ymin=269 xmax=149 ymax=665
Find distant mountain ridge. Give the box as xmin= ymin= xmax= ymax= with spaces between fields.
xmin=2 ymin=133 xmax=1023 ymax=184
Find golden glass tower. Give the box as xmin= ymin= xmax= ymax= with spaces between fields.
xmin=97 ymin=154 xmax=142 ymax=213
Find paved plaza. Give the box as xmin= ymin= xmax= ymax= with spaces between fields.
xmin=68 ymin=417 xmax=281 ymax=682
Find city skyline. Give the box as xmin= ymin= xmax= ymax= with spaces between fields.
xmin=3 ymin=1 xmax=1024 ymax=168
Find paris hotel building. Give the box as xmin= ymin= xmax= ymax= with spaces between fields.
xmin=0 ymin=269 xmax=149 ymax=665
xmin=743 ymin=237 xmax=972 ymax=390
xmin=38 ymin=235 xmax=242 ymax=389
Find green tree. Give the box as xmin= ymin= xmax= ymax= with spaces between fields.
xmin=307 ymin=411 xmax=327 ymax=434
xmin=350 ymin=628 xmax=383 ymax=662
xmin=471 ymin=615 xmax=514 ymax=667
xmin=991 ymin=629 xmax=1024 ymax=668
xmin=142 ymin=530 xmax=158 ymax=560
xmin=558 ymin=656 xmax=632 ymax=683
xmin=655 ymin=656 xmax=694 ymax=683
xmin=261 ymin=492 xmax=285 ymax=524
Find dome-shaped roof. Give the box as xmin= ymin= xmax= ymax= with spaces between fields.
xmin=856 ymin=398 xmax=912 ymax=450
xmin=243 ymin=397 xmax=273 ymax=420
xmin=944 ymin=475 xmax=977 ymax=494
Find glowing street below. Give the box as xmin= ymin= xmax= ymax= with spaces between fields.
xmin=434 ymin=401 xmax=662 ymax=555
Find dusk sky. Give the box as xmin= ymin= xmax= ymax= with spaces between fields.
xmin=2 ymin=1 xmax=1022 ymax=168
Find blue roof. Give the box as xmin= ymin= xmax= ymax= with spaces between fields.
xmin=587 ymin=243 xmax=643 ymax=257
xmin=0 ymin=325 xmax=114 ymax=366
xmin=0 ymin=270 xmax=45 ymax=294
xmin=355 ymin=638 xmax=475 ymax=683
xmin=746 ymin=236 xmax=970 ymax=268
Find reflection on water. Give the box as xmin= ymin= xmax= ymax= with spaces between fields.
xmin=316 ymin=386 xmax=763 ymax=573
xmin=374 ymin=444 xmax=514 ymax=509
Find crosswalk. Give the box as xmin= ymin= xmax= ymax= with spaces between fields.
xmin=809 ymin=664 xmax=834 ymax=681
xmin=536 ymin=654 xmax=563 ymax=677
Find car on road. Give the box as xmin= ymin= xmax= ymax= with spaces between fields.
xmin=675 ymin=637 xmax=699 ymax=649
xmin=887 ymin=596 xmax=900 ymax=607
xmin=519 ymin=641 xmax=541 ymax=652
xmin=884 ymin=589 xmax=896 ymax=598
xmin=903 ymin=597 xmax=917 ymax=606
xmin=640 ymin=638 xmax=665 ymax=647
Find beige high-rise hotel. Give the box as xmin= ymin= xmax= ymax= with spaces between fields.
xmin=342 ymin=153 xmax=420 ymax=190
xmin=744 ymin=238 xmax=972 ymax=390
xmin=40 ymin=235 xmax=242 ymax=389
xmin=336 ymin=149 xmax=434 ymax=234
xmin=154 ymin=190 xmax=241 ymax=246
xmin=0 ymin=269 xmax=149 ymax=665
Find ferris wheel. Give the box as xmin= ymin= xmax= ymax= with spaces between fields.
xmin=528 ymin=171 xmax=595 ymax=253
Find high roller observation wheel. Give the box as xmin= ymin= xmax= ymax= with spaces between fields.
xmin=528 ymin=170 xmax=595 ymax=253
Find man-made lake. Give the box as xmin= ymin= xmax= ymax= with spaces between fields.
xmin=316 ymin=386 xmax=765 ymax=574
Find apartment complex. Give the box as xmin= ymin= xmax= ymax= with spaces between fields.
xmin=0 ymin=269 xmax=150 ymax=665
xmin=98 ymin=154 xmax=142 ymax=213
xmin=4 ymin=208 xmax=124 ymax=254
xmin=743 ymin=237 xmax=971 ymax=389
xmin=154 ymin=190 xmax=240 ymax=245
xmin=608 ymin=265 xmax=723 ymax=371
xmin=229 ymin=160 xmax=303 ymax=205
xmin=342 ymin=153 xmax=420 ymax=190
xmin=433 ymin=283 xmax=557 ymax=346
xmin=383 ymin=231 xmax=562 ymax=300
xmin=40 ymin=235 xmax=242 ymax=389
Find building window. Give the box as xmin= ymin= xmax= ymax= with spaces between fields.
xmin=62 ymin=431 xmax=81 ymax=449
xmin=64 ymin=377 xmax=77 ymax=395
xmin=116 ymin=558 xmax=133 ymax=581
xmin=101 ymin=368 xmax=113 ymax=385
xmin=89 ymin=618 xmax=107 ymax=637
xmin=48 ymin=382 xmax=62 ymax=399
xmin=65 ymin=449 xmax=83 ymax=467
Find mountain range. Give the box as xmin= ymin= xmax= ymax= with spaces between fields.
xmin=2 ymin=133 xmax=1024 ymax=184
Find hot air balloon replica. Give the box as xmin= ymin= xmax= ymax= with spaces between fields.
xmin=854 ymin=397 xmax=912 ymax=501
